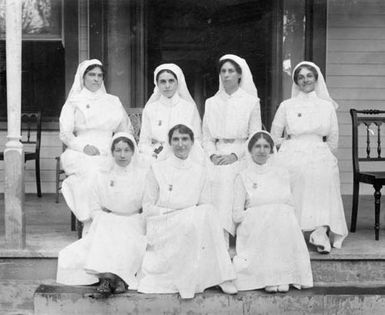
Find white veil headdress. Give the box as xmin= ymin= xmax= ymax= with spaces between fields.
xmin=244 ymin=130 xmax=277 ymax=168
xmin=291 ymin=61 xmax=338 ymax=109
xmin=218 ymin=54 xmax=259 ymax=99
xmin=66 ymin=59 xmax=107 ymax=101
xmin=110 ymin=132 xmax=145 ymax=169
xmin=145 ymin=63 xmax=197 ymax=106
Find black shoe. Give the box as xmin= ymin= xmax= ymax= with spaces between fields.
xmin=96 ymin=278 xmax=113 ymax=295
xmin=113 ymin=279 xmax=127 ymax=294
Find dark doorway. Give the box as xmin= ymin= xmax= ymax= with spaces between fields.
xmin=147 ymin=0 xmax=274 ymax=126
xmin=0 ymin=41 xmax=65 ymax=120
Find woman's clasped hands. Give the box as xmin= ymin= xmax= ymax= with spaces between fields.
xmin=83 ymin=144 xmax=100 ymax=156
xmin=210 ymin=153 xmax=238 ymax=165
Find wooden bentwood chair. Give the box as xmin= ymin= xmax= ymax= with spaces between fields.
xmin=55 ymin=107 xmax=143 ymax=238
xmin=1 ymin=111 xmax=42 ymax=197
xmin=350 ymin=109 xmax=385 ymax=240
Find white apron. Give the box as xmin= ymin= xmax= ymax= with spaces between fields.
xmin=271 ymin=91 xmax=348 ymax=248
xmin=138 ymin=155 xmax=235 ymax=298
xmin=232 ymin=163 xmax=313 ymax=290
xmin=57 ymin=164 xmax=147 ymax=289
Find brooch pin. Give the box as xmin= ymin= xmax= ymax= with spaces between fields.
xmin=86 ymin=104 xmax=90 ymax=109
xmin=168 ymin=184 xmax=173 ymax=191
xmin=110 ymin=180 xmax=114 ymax=187
xmin=158 ymin=120 xmax=162 ymax=126
xmin=297 ymin=113 xmax=302 ymax=117
xmin=252 ymin=183 xmax=258 ymax=189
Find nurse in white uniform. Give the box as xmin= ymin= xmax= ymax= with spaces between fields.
xmin=59 ymin=59 xmax=133 ymax=234
xmin=57 ymin=133 xmax=147 ymax=296
xmin=232 ymin=131 xmax=313 ymax=293
xmin=203 ymin=54 xmax=262 ymax=243
xmin=138 ymin=124 xmax=237 ymax=299
xmin=139 ymin=63 xmax=202 ymax=161
xmin=271 ymin=61 xmax=348 ymax=253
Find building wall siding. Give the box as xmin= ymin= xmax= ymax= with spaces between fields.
xmin=327 ymin=0 xmax=385 ymax=194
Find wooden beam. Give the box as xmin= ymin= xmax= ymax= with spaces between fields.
xmin=312 ymin=0 xmax=327 ymax=76
xmin=64 ymin=0 xmax=79 ymax=97
xmin=270 ymin=0 xmax=284 ymax=127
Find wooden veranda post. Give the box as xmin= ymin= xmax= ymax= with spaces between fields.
xmin=4 ymin=0 xmax=25 ymax=248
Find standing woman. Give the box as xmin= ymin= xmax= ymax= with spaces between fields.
xmin=138 ymin=124 xmax=237 ymax=299
xmin=233 ymin=131 xmax=313 ymax=293
xmin=57 ymin=133 xmax=147 ymax=295
xmin=59 ymin=59 xmax=133 ymax=234
xmin=270 ymin=61 xmax=348 ymax=253
xmin=203 ymin=54 xmax=262 ymax=242
xmin=139 ymin=63 xmax=202 ymax=161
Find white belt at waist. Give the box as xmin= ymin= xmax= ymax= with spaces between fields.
xmin=288 ymin=134 xmax=324 ymax=143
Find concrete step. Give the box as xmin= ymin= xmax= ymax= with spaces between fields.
xmin=0 ymin=258 xmax=57 ymax=315
xmin=3 ymin=254 xmax=385 ymax=314
xmin=1 ymin=256 xmax=385 ymax=287
xmin=34 ymin=284 xmax=385 ymax=315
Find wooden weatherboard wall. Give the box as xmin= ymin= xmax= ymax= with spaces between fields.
xmin=327 ymin=0 xmax=385 ymax=195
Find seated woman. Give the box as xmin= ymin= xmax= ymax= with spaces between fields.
xmin=270 ymin=61 xmax=348 ymax=253
xmin=203 ymin=54 xmax=261 ymax=243
xmin=138 ymin=124 xmax=237 ymax=299
xmin=60 ymin=59 xmax=133 ymax=234
xmin=57 ymin=133 xmax=147 ymax=296
xmin=139 ymin=63 xmax=202 ymax=161
xmin=232 ymin=131 xmax=313 ymax=293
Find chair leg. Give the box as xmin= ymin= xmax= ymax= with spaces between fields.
xmin=35 ymin=157 xmax=42 ymax=197
xmin=350 ymin=179 xmax=360 ymax=232
xmin=374 ymin=184 xmax=382 ymax=241
xmin=71 ymin=212 xmax=76 ymax=231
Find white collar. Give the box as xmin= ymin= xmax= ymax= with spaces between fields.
xmin=168 ymin=153 xmax=193 ymax=169
xmin=247 ymin=156 xmax=275 ymax=174
xmin=159 ymin=93 xmax=181 ymax=107
xmin=79 ymin=87 xmax=105 ymax=100
xmin=111 ymin=161 xmax=133 ymax=175
xmin=297 ymin=90 xmax=317 ymax=100
xmin=219 ymin=87 xmax=244 ymax=100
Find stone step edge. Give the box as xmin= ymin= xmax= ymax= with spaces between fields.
xmin=35 ymin=284 xmax=385 ymax=297
xmin=2 ymin=250 xmax=385 ymax=261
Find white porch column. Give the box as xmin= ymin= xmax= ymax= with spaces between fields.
xmin=4 ymin=0 xmax=25 ymax=248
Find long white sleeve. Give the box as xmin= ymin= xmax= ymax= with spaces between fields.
xmin=192 ymin=107 xmax=203 ymax=143
xmin=202 ymin=110 xmax=217 ymax=158
xmin=270 ymin=103 xmax=286 ymax=147
xmin=249 ymin=100 xmax=262 ymax=133
xmin=59 ymin=102 xmax=88 ymax=152
xmin=142 ymin=169 xmax=172 ymax=217
xmin=138 ymin=108 xmax=155 ymax=156
xmin=198 ymin=170 xmax=212 ymax=205
xmin=326 ymin=107 xmax=339 ymax=153
xmin=232 ymin=175 xmax=248 ymax=224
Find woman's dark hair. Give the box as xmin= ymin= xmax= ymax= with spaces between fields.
xmin=293 ymin=64 xmax=318 ymax=85
xmin=156 ymin=69 xmax=178 ymax=83
xmin=218 ymin=59 xmax=242 ymax=75
xmin=248 ymin=132 xmax=274 ymax=153
xmin=83 ymin=64 xmax=105 ymax=79
xmin=168 ymin=124 xmax=194 ymax=145
xmin=111 ymin=136 xmax=135 ymax=153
